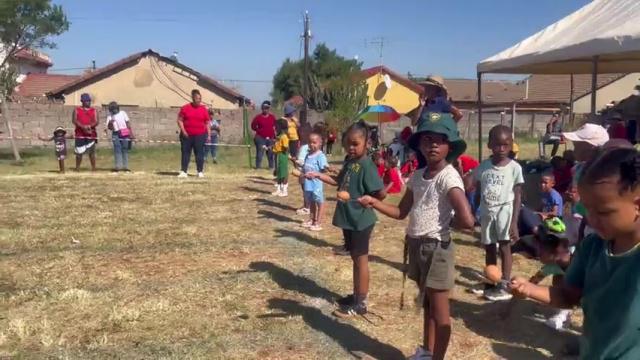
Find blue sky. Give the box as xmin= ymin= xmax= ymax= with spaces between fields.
xmin=49 ymin=0 xmax=590 ymax=102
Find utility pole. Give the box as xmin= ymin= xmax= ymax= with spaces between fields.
xmin=301 ymin=11 xmax=311 ymax=126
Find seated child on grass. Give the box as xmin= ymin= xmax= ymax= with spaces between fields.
xmin=382 ymin=156 xmax=403 ymax=194
xmin=401 ymin=151 xmax=419 ymax=182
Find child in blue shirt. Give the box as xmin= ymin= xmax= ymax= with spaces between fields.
xmin=301 ymin=131 xmax=329 ymax=231
xmin=512 ymin=148 xmax=640 ymax=359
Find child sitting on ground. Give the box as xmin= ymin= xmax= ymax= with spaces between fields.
xmin=401 ymin=151 xmax=419 ymax=182
xmin=300 ymin=131 xmax=329 ymax=231
xmin=358 ymin=112 xmax=474 ymax=360
xmin=372 ymin=151 xmax=385 ymax=178
xmin=511 ymin=147 xmax=640 ymax=359
xmin=307 ymin=120 xmax=386 ymax=318
xmin=272 ymin=119 xmax=290 ymax=197
xmin=475 ymin=125 xmax=524 ymax=302
xmin=527 ymin=217 xmax=573 ymax=330
xmin=38 ymin=126 xmax=74 ymax=173
xmin=382 ymin=155 xmax=403 ymax=194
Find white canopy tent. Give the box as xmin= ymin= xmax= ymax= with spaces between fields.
xmin=475 ymin=0 xmax=640 ymax=159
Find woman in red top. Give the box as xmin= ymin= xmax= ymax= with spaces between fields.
xmin=177 ymin=89 xmax=211 ymax=178
xmin=251 ymin=100 xmax=277 ymax=169
xmin=72 ymin=93 xmax=98 ymax=171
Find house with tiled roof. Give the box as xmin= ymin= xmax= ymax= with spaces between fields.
xmin=47 ymin=49 xmax=248 ymax=109
xmin=361 ymin=65 xmax=423 ymax=114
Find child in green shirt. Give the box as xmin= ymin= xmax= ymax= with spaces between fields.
xmin=512 ymin=148 xmax=640 ymax=359
xmin=307 ymin=120 xmax=386 ymax=317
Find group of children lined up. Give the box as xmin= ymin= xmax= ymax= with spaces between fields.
xmin=266 ymin=104 xmax=640 ymax=359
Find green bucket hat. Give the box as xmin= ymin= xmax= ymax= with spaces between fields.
xmin=408 ymin=111 xmax=466 ymax=163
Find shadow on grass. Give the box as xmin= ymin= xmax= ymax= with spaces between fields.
xmin=452 ymin=237 xmax=481 ymax=249
xmin=155 ymin=171 xmax=180 ymax=176
xmin=274 ymin=228 xmax=333 ymax=248
xmin=491 ymin=342 xmax=549 ymax=360
xmin=264 ymin=298 xmax=405 ymax=359
xmin=450 ymin=299 xmax=566 ymax=357
xmin=240 ymin=185 xmax=272 ymax=195
xmin=369 ymin=254 xmax=404 ymax=272
xmin=258 ymin=209 xmax=297 ymax=223
xmin=249 ymin=179 xmax=275 ymax=186
xmin=254 ymin=198 xmax=297 ymax=211
xmin=246 ymin=175 xmax=273 ymax=181
xmin=249 ymin=261 xmax=340 ymax=301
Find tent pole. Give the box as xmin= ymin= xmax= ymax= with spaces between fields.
xmin=511 ymin=102 xmax=516 ymax=137
xmin=477 ymin=72 xmax=483 ymax=160
xmin=590 ymin=56 xmax=598 ymax=115
xmin=569 ymin=74 xmax=575 ymax=126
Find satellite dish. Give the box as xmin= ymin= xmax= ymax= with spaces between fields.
xmin=383 ymin=74 xmax=392 ymax=89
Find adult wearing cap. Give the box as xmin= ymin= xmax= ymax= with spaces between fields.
xmin=251 ymin=100 xmax=277 ymax=169
xmin=177 ymin=89 xmax=211 ymax=178
xmin=411 ymin=76 xmax=463 ymax=126
xmin=283 ymin=103 xmax=300 ymax=157
xmin=106 ymin=101 xmax=133 ymax=172
xmin=72 ymin=93 xmax=98 ymax=171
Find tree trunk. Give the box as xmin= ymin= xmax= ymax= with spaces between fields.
xmin=1 ymin=100 xmax=22 ymax=162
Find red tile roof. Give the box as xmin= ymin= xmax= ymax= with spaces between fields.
xmin=13 ymin=48 xmax=53 ymax=67
xmin=15 ymin=73 xmax=80 ymax=98
xmin=361 ymin=65 xmax=424 ymax=94
xmin=48 ymin=49 xmax=247 ymax=102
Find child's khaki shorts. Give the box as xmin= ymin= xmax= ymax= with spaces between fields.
xmin=406 ymin=235 xmax=455 ymax=292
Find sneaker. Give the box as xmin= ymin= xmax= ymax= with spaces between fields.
xmin=333 ymin=301 xmax=367 ymax=318
xmin=336 ymin=294 xmax=354 ymax=306
xmin=271 ymin=189 xmax=282 ymax=196
xmin=545 ymin=310 xmax=570 ymax=330
xmin=177 ymin=171 xmax=188 ymax=178
xmin=484 ymin=286 xmax=512 ymax=301
xmin=408 ymin=346 xmax=433 ymax=360
xmin=197 ymin=172 xmax=205 ymax=178
xmin=309 ymin=224 xmax=322 ymax=231
xmin=296 ymin=208 xmax=310 ymax=215
xmin=301 ymin=220 xmax=313 ymax=228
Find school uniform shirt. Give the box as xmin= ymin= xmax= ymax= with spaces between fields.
xmin=383 ymin=167 xmax=403 ymax=194
xmin=303 ymin=150 xmax=328 ymax=192
xmin=406 ymin=165 xmax=464 ymax=240
xmin=287 ymin=117 xmax=299 ymax=141
xmin=541 ymin=188 xmax=563 ymax=217
xmin=272 ymin=134 xmax=289 ymax=153
xmin=474 ymin=159 xmax=524 ymax=216
xmin=106 ymin=111 xmax=130 ymax=132
xmin=179 ymin=103 xmax=210 ymax=136
xmin=565 ymin=234 xmax=640 ymax=359
xmin=333 ymin=156 xmax=384 ymax=231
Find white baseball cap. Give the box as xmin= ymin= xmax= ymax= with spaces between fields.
xmin=563 ymin=123 xmax=609 ymax=146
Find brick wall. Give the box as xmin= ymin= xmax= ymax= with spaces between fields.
xmin=0 ymin=103 xmax=326 ymax=148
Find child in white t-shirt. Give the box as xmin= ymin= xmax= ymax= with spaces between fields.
xmin=359 ymin=112 xmax=474 ymax=360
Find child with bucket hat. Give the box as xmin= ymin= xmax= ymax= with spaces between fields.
xmin=358 ymin=112 xmax=475 ymax=360
xmin=38 ymin=126 xmax=74 ymax=173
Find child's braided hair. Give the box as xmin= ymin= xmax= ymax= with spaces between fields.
xmin=580 ymin=147 xmax=640 ymax=193
xmin=342 ymin=120 xmax=370 ymax=148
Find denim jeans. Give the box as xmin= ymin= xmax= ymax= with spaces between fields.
xmin=204 ymin=134 xmax=219 ymax=160
xmin=254 ymin=136 xmax=274 ymax=169
xmin=180 ymin=133 xmax=206 ymax=173
xmin=112 ymin=133 xmax=129 ymax=170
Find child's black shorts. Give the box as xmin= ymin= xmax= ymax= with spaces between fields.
xmin=343 ymin=225 xmax=374 ymax=257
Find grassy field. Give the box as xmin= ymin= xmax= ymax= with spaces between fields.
xmin=0 ymin=144 xmax=581 ymax=359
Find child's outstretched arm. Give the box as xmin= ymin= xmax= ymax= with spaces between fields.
xmin=358 ymin=190 xmax=413 ymax=220
xmin=511 ymin=277 xmax=582 ymax=309
xmin=307 ymin=172 xmax=338 ymax=186
xmin=38 ymin=134 xmax=53 ymax=141
xmin=448 ymin=187 xmax=475 ymax=230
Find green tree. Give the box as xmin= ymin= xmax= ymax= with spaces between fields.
xmin=271 ymin=43 xmax=366 ymax=127
xmin=0 ymin=0 xmax=69 ymax=162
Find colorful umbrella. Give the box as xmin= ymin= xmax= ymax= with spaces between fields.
xmin=355 ymin=105 xmax=401 ymax=124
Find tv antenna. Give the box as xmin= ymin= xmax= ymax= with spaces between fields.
xmin=365 ymin=37 xmax=385 ymax=65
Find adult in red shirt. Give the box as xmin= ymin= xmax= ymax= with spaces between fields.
xmin=177 ymin=89 xmax=211 ymax=178
xmin=72 ymin=93 xmax=98 ymax=171
xmin=251 ymin=100 xmax=277 ymax=169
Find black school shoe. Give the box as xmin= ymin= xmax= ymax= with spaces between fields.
xmin=333 ymin=301 xmax=368 ymax=318
xmin=336 ymin=294 xmax=354 ymax=306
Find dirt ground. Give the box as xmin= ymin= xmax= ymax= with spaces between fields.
xmin=0 ymin=146 xmax=581 ymax=359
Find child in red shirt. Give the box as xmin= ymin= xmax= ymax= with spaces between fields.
xmin=372 ymin=152 xmax=385 ymax=178
xmin=382 ymin=156 xmax=403 ymax=194
xmin=401 ymin=151 xmax=419 ymax=182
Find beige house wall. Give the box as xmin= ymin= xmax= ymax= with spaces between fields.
xmin=62 ymin=56 xmax=239 ymax=109
xmin=573 ymin=73 xmax=640 ymax=114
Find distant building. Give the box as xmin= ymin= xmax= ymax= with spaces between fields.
xmin=361 ymin=65 xmax=423 ymax=114
xmin=10 ymin=48 xmax=53 ymax=76
xmin=48 ymin=49 xmax=248 ymax=108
